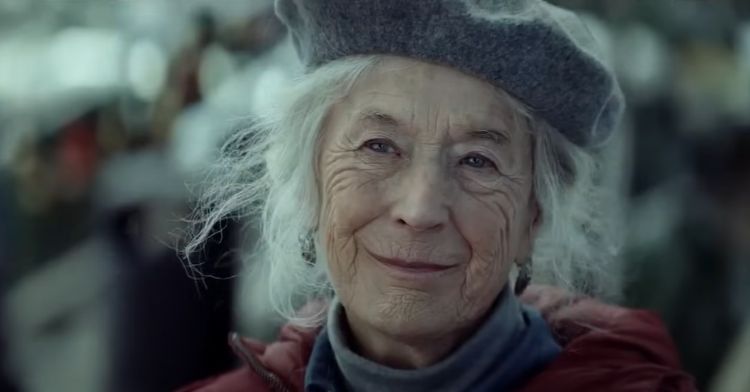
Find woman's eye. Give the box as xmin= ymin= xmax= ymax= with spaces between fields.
xmin=363 ymin=139 xmax=397 ymax=154
xmin=460 ymin=154 xmax=496 ymax=169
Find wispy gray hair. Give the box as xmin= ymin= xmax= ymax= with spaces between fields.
xmin=184 ymin=55 xmax=624 ymax=327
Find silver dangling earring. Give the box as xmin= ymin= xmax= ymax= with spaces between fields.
xmin=300 ymin=233 xmax=316 ymax=265
xmin=514 ymin=258 xmax=532 ymax=295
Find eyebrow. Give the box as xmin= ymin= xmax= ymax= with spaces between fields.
xmin=357 ymin=110 xmax=400 ymax=128
xmin=356 ymin=109 xmax=510 ymax=146
xmin=466 ymin=129 xmax=510 ymax=146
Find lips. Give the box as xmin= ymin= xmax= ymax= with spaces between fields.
xmin=366 ymin=249 xmax=457 ymax=275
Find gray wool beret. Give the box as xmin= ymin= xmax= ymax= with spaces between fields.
xmin=274 ymin=0 xmax=625 ymax=147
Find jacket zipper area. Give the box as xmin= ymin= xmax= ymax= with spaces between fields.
xmin=230 ymin=332 xmax=292 ymax=392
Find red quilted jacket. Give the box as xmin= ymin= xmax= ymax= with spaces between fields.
xmin=178 ymin=286 xmax=697 ymax=392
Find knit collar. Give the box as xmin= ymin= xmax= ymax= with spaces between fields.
xmin=305 ymin=288 xmax=561 ymax=392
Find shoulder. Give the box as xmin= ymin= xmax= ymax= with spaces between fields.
xmin=518 ymin=285 xmax=698 ymax=392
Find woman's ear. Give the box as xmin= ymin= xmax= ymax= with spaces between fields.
xmin=530 ymin=197 xmax=542 ymax=237
xmin=519 ymin=196 xmax=541 ymax=260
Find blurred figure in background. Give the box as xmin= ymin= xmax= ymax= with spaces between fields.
xmin=2 ymin=1 xmax=286 ymax=390
xmin=105 ymin=4 xmax=287 ymax=390
xmin=625 ymin=126 xmax=750 ymax=390
xmin=683 ymin=126 xmax=750 ymax=387
xmin=95 ymin=147 xmax=237 ymax=392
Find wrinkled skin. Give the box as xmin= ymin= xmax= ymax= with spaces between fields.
xmin=317 ymin=56 xmax=539 ymax=368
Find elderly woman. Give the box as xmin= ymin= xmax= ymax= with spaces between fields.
xmin=180 ymin=1 xmax=696 ymax=391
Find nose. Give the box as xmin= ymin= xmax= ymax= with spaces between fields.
xmin=390 ymin=163 xmax=450 ymax=232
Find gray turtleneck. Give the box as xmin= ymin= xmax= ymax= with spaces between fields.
xmin=304 ymin=288 xmax=561 ymax=392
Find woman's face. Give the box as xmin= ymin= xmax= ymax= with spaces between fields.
xmin=318 ymin=56 xmax=538 ymax=340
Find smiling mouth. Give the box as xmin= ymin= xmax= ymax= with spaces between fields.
xmin=365 ymin=249 xmax=457 ymax=276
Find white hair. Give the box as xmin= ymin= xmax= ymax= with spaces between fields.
xmin=184 ymin=55 xmax=624 ymax=327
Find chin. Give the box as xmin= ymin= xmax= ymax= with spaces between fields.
xmin=366 ymin=292 xmax=462 ymax=338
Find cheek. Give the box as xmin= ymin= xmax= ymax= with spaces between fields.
xmin=453 ymin=184 xmax=530 ymax=297
xmin=460 ymin=182 xmax=527 ymax=255
xmin=318 ymin=154 xmax=389 ymax=287
xmin=319 ymin=156 xmax=387 ymax=238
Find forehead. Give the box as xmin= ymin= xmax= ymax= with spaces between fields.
xmin=343 ymin=56 xmax=518 ymax=127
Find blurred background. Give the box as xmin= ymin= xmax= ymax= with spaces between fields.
xmin=0 ymin=0 xmax=749 ymax=391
